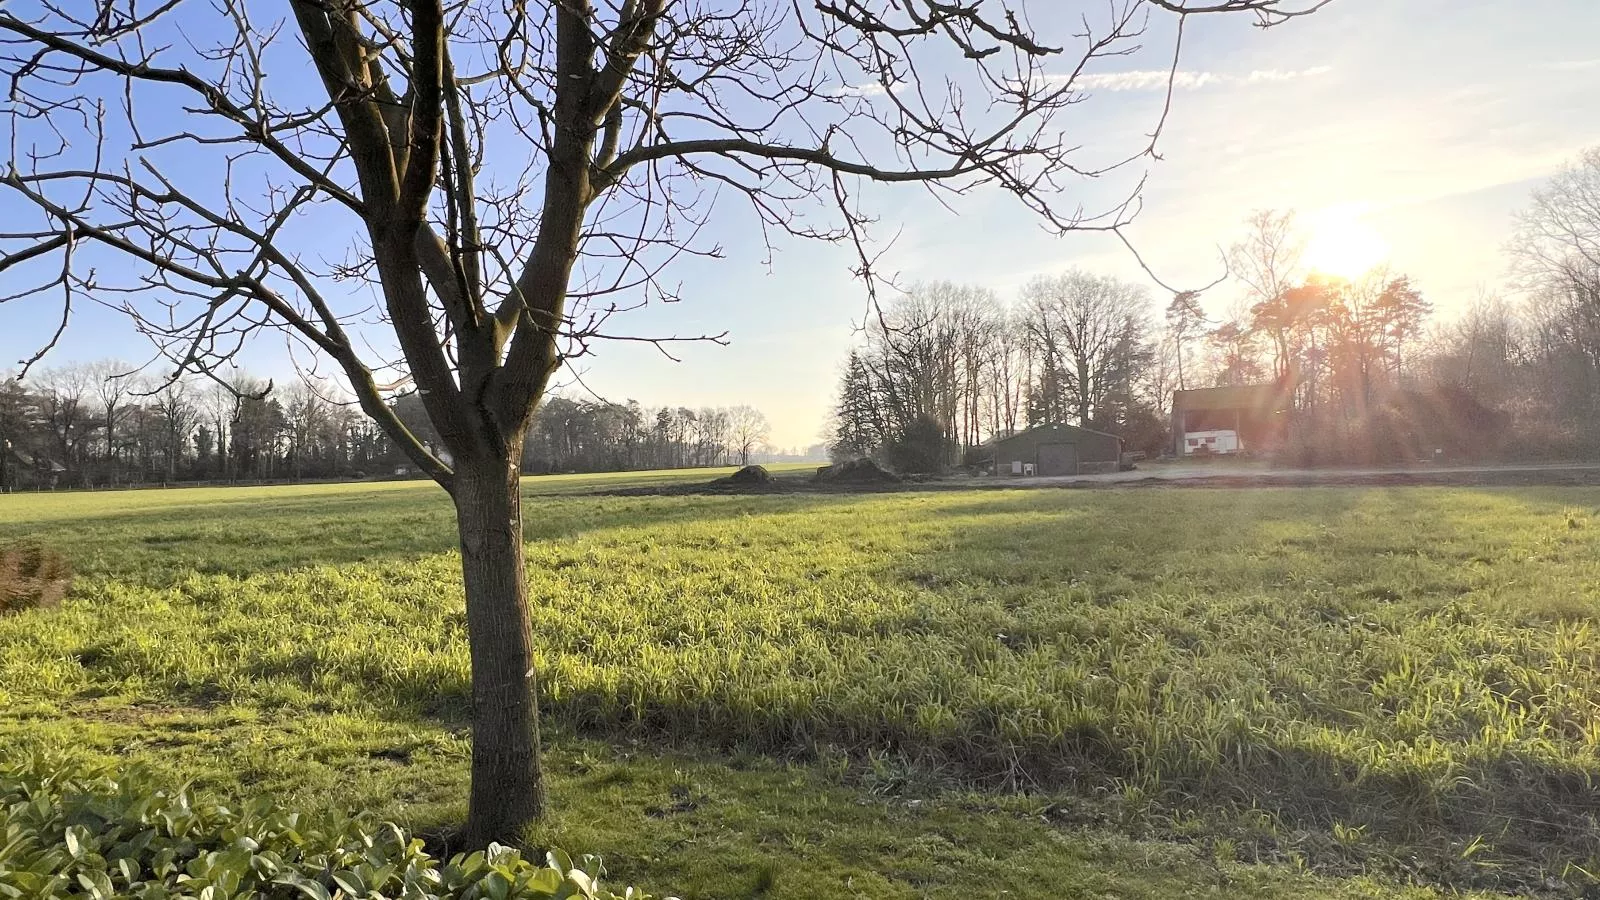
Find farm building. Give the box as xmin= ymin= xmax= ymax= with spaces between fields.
xmin=1 ymin=443 xmax=65 ymax=491
xmin=988 ymin=423 xmax=1123 ymax=476
xmin=1171 ymin=383 xmax=1293 ymax=456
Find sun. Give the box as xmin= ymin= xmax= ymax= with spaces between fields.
xmin=1304 ymin=211 xmax=1389 ymax=280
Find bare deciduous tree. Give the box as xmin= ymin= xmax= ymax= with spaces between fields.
xmin=34 ymin=366 xmax=96 ymax=477
xmin=88 ymin=360 xmax=134 ymax=472
xmin=727 ymin=405 xmax=769 ymax=467
xmin=1020 ymin=270 xmax=1153 ymax=427
xmin=0 ymin=0 xmax=1333 ymax=843
xmin=1515 ymin=148 xmax=1600 ymax=295
xmin=860 ymin=281 xmax=998 ymax=454
xmin=1231 ymin=209 xmax=1306 ymax=380
xmin=1514 ymin=147 xmax=1600 ymax=418
xmin=153 ymin=380 xmax=197 ymax=482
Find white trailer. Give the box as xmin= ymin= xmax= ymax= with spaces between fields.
xmin=1182 ymin=429 xmax=1241 ymax=455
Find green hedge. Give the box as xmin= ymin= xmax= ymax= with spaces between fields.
xmin=0 ymin=756 xmax=667 ymax=899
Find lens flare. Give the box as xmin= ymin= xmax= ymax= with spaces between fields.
xmin=1304 ymin=211 xmax=1389 ymax=280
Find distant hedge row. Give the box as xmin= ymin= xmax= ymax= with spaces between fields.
xmin=0 ymin=755 xmax=665 ymax=900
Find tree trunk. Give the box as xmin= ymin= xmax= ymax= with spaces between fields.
xmin=1077 ymin=360 xmax=1091 ymax=426
xmin=454 ymin=452 xmax=546 ymax=845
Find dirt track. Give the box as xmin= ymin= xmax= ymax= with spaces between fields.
xmin=599 ymin=462 xmax=1600 ymax=496
xmin=1009 ymin=462 xmax=1600 ymax=490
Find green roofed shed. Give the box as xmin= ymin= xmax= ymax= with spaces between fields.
xmin=988 ymin=423 xmax=1123 ymax=476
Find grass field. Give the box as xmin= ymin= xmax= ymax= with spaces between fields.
xmin=4 ymin=473 xmax=1599 ymax=896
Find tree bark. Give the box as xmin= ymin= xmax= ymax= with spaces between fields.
xmin=453 ymin=451 xmax=546 ymax=845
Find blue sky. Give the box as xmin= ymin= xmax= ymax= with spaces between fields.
xmin=4 ymin=1 xmax=1598 ymax=449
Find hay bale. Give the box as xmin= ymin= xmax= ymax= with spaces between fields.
xmin=0 ymin=543 xmax=72 ymax=616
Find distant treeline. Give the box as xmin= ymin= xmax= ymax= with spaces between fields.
xmin=831 ymin=154 xmax=1600 ymax=467
xmin=0 ymin=369 xmax=778 ymax=490
xmin=392 ymin=393 xmax=783 ymax=473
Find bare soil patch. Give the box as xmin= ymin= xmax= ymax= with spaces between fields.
xmin=0 ymin=543 xmax=71 ymax=615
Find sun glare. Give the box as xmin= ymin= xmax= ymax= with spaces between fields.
xmin=1304 ymin=212 xmax=1389 ymax=280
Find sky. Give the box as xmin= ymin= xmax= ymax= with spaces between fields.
xmin=3 ymin=0 xmax=1598 ymax=449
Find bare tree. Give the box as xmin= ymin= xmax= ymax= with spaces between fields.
xmin=88 ymin=360 xmax=135 ymax=477
xmin=691 ymin=406 xmax=731 ymax=466
xmin=202 ymin=380 xmax=239 ymax=480
xmin=284 ymin=379 xmax=334 ymax=479
xmin=1425 ymin=292 xmax=1522 ymax=401
xmin=152 ymin=381 xmax=197 ymax=481
xmin=951 ymin=295 xmax=1006 ymax=451
xmin=1165 ymin=292 xmax=1207 ymax=390
xmin=1232 ymin=210 xmax=1306 ymax=379
xmin=34 ymin=366 xmax=96 ymax=479
xmin=0 ymin=0 xmax=1333 ymax=842
xmin=1145 ymin=326 xmax=1180 ymax=417
xmin=1020 ymin=271 xmax=1154 ymax=427
xmin=727 ymin=404 xmax=770 ymax=467
xmin=1514 ymin=147 xmax=1600 ymax=422
xmin=1515 ymin=148 xmax=1600 ymax=295
xmin=989 ymin=314 xmax=1029 ymax=439
xmin=858 ymin=281 xmax=997 ymax=454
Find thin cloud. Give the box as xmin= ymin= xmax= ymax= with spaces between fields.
xmin=1066 ymin=65 xmax=1331 ymax=93
xmin=835 ymin=81 xmax=910 ymax=98
xmin=1245 ymin=66 xmax=1333 ymax=82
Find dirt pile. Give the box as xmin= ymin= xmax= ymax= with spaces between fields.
xmin=814 ymin=458 xmax=901 ymax=485
xmin=711 ymin=465 xmax=776 ymax=487
xmin=0 ymin=543 xmax=72 ymax=616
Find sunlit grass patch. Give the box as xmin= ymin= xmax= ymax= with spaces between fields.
xmin=3 ymin=478 xmax=1595 ymax=895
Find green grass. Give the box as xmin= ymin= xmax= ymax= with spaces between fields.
xmin=6 ymin=475 xmax=1597 ymax=896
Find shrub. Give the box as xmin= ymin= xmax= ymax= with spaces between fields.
xmin=0 ymin=543 xmax=71 ymax=616
xmin=0 ymin=755 xmax=668 ymax=900
xmin=883 ymin=415 xmax=955 ymax=475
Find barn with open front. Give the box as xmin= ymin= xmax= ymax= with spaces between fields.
xmin=1171 ymin=384 xmax=1294 ymax=457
